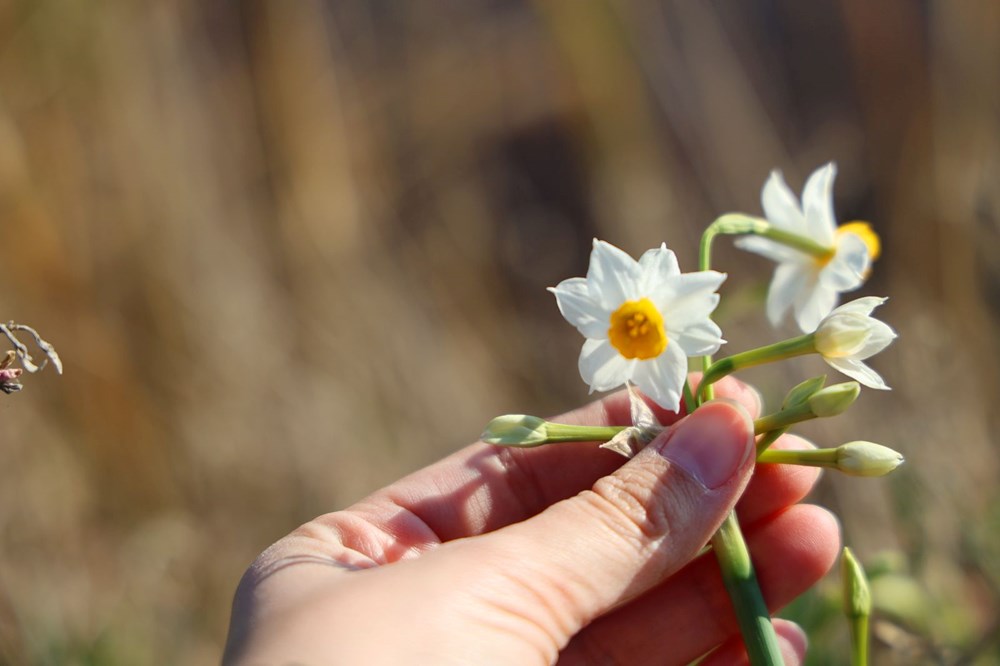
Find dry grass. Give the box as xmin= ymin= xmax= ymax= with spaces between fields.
xmin=0 ymin=2 xmax=997 ymax=663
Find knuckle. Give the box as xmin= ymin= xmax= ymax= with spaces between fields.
xmin=588 ymin=468 xmax=677 ymax=546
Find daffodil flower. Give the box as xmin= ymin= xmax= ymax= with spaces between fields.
xmin=814 ymin=297 xmax=897 ymax=390
xmin=550 ymin=240 xmax=725 ymax=411
xmin=735 ymin=163 xmax=881 ymax=332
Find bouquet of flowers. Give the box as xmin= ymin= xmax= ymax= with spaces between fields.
xmin=483 ymin=163 xmax=900 ymax=664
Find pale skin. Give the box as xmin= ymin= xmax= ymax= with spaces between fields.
xmin=223 ymin=376 xmax=840 ymax=665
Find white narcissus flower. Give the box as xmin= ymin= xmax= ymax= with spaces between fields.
xmin=814 ymin=297 xmax=897 ymax=390
xmin=736 ymin=163 xmax=881 ymax=332
xmin=549 ymin=239 xmax=726 ymax=411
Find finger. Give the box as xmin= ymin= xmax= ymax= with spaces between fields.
xmin=699 ymin=619 xmax=808 ymax=666
xmin=339 ymin=376 xmax=762 ymax=547
xmin=736 ymin=434 xmax=820 ymax=527
xmin=459 ymin=400 xmax=756 ymax=638
xmin=559 ymin=504 xmax=839 ymax=666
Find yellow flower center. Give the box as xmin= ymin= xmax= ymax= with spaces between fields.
xmin=817 ymin=221 xmax=881 ymax=268
xmin=837 ymin=221 xmax=881 ymax=261
xmin=608 ymin=298 xmax=667 ymax=360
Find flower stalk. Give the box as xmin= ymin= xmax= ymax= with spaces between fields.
xmin=700 ymin=220 xmax=783 ymax=666
xmin=757 ymin=226 xmax=832 ymax=259
xmin=700 ymin=335 xmax=817 ymax=400
xmin=711 ymin=514 xmax=784 ymax=665
xmin=482 ymin=416 xmax=627 ymax=447
xmin=758 ymin=441 xmax=903 ymax=477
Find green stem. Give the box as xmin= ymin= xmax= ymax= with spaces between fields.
xmin=755 ymin=428 xmax=787 ymax=457
xmin=711 ymin=513 xmax=784 ymax=665
xmin=760 ymin=226 xmax=833 ymax=259
xmin=700 ymin=335 xmax=817 ymax=401
xmin=699 ymin=219 xmax=782 ymax=666
xmin=752 ymin=401 xmax=815 ymax=435
xmin=682 ymin=380 xmax=697 ymax=415
xmin=698 ymin=223 xmax=720 ymax=403
xmin=850 ymin=615 xmax=870 ymax=666
xmin=541 ymin=423 xmax=628 ymax=443
xmin=757 ymin=447 xmax=840 ymax=468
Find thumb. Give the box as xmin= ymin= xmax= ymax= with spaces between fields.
xmin=475 ymin=399 xmax=755 ymax=632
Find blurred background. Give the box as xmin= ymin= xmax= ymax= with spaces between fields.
xmin=0 ymin=1 xmax=997 ymax=663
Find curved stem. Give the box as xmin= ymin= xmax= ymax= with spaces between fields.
xmin=698 ymin=221 xmax=782 ymax=665
xmin=698 ymin=224 xmax=720 ymax=403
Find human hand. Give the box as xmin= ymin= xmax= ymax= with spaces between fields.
xmin=223 ymin=377 xmax=840 ymax=665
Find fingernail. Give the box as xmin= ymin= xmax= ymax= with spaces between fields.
xmin=652 ymin=400 xmax=753 ymax=489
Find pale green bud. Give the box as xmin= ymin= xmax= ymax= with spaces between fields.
xmin=481 ymin=414 xmax=548 ymax=446
xmin=837 ymin=441 xmax=904 ymax=476
xmin=782 ymin=375 xmax=827 ymax=409
xmin=807 ymin=381 xmax=860 ymax=417
xmin=842 ymin=547 xmax=872 ymax=618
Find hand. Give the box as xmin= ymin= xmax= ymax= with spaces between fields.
xmin=223 ymin=377 xmax=840 ymax=665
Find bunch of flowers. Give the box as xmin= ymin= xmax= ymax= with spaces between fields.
xmin=483 ymin=163 xmax=899 ymax=665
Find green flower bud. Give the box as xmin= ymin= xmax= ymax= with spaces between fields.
xmin=837 ymin=441 xmax=904 ymax=477
xmin=842 ymin=547 xmax=872 ymax=619
xmin=481 ymin=414 xmax=548 ymax=446
xmin=782 ymin=375 xmax=827 ymax=409
xmin=807 ymin=381 xmax=860 ymax=417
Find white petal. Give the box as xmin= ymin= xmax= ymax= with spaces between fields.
xmin=631 ymin=341 xmax=687 ymax=411
xmin=854 ymin=319 xmax=897 ymax=359
xmin=794 ymin=280 xmax=837 ymax=332
xmin=587 ymin=240 xmax=641 ymax=307
xmin=670 ymin=320 xmax=725 ymax=356
xmin=766 ymin=262 xmax=808 ymax=327
xmin=734 ymin=235 xmax=806 ymax=264
xmin=653 ymin=270 xmax=726 ymax=328
xmin=829 ymin=296 xmax=887 ymax=318
xmin=663 ymin=293 xmax=720 ymax=335
xmin=761 ymin=170 xmax=807 ymax=234
xmin=825 ymin=356 xmax=891 ymax=390
xmin=578 ymin=338 xmax=634 ymax=392
xmin=549 ymin=278 xmax=609 ymax=339
xmin=802 ymin=163 xmax=838 ymax=246
xmin=637 ymin=243 xmax=680 ymax=296
xmin=820 ymin=233 xmax=868 ymax=291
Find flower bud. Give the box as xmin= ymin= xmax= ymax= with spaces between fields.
xmin=481 ymin=414 xmax=548 ymax=446
xmin=807 ymin=381 xmax=860 ymax=417
xmin=842 ymin=547 xmax=873 ymax=663
xmin=837 ymin=441 xmax=904 ymax=476
xmin=841 ymin=547 xmax=872 ymax=619
xmin=782 ymin=375 xmax=827 ymax=409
